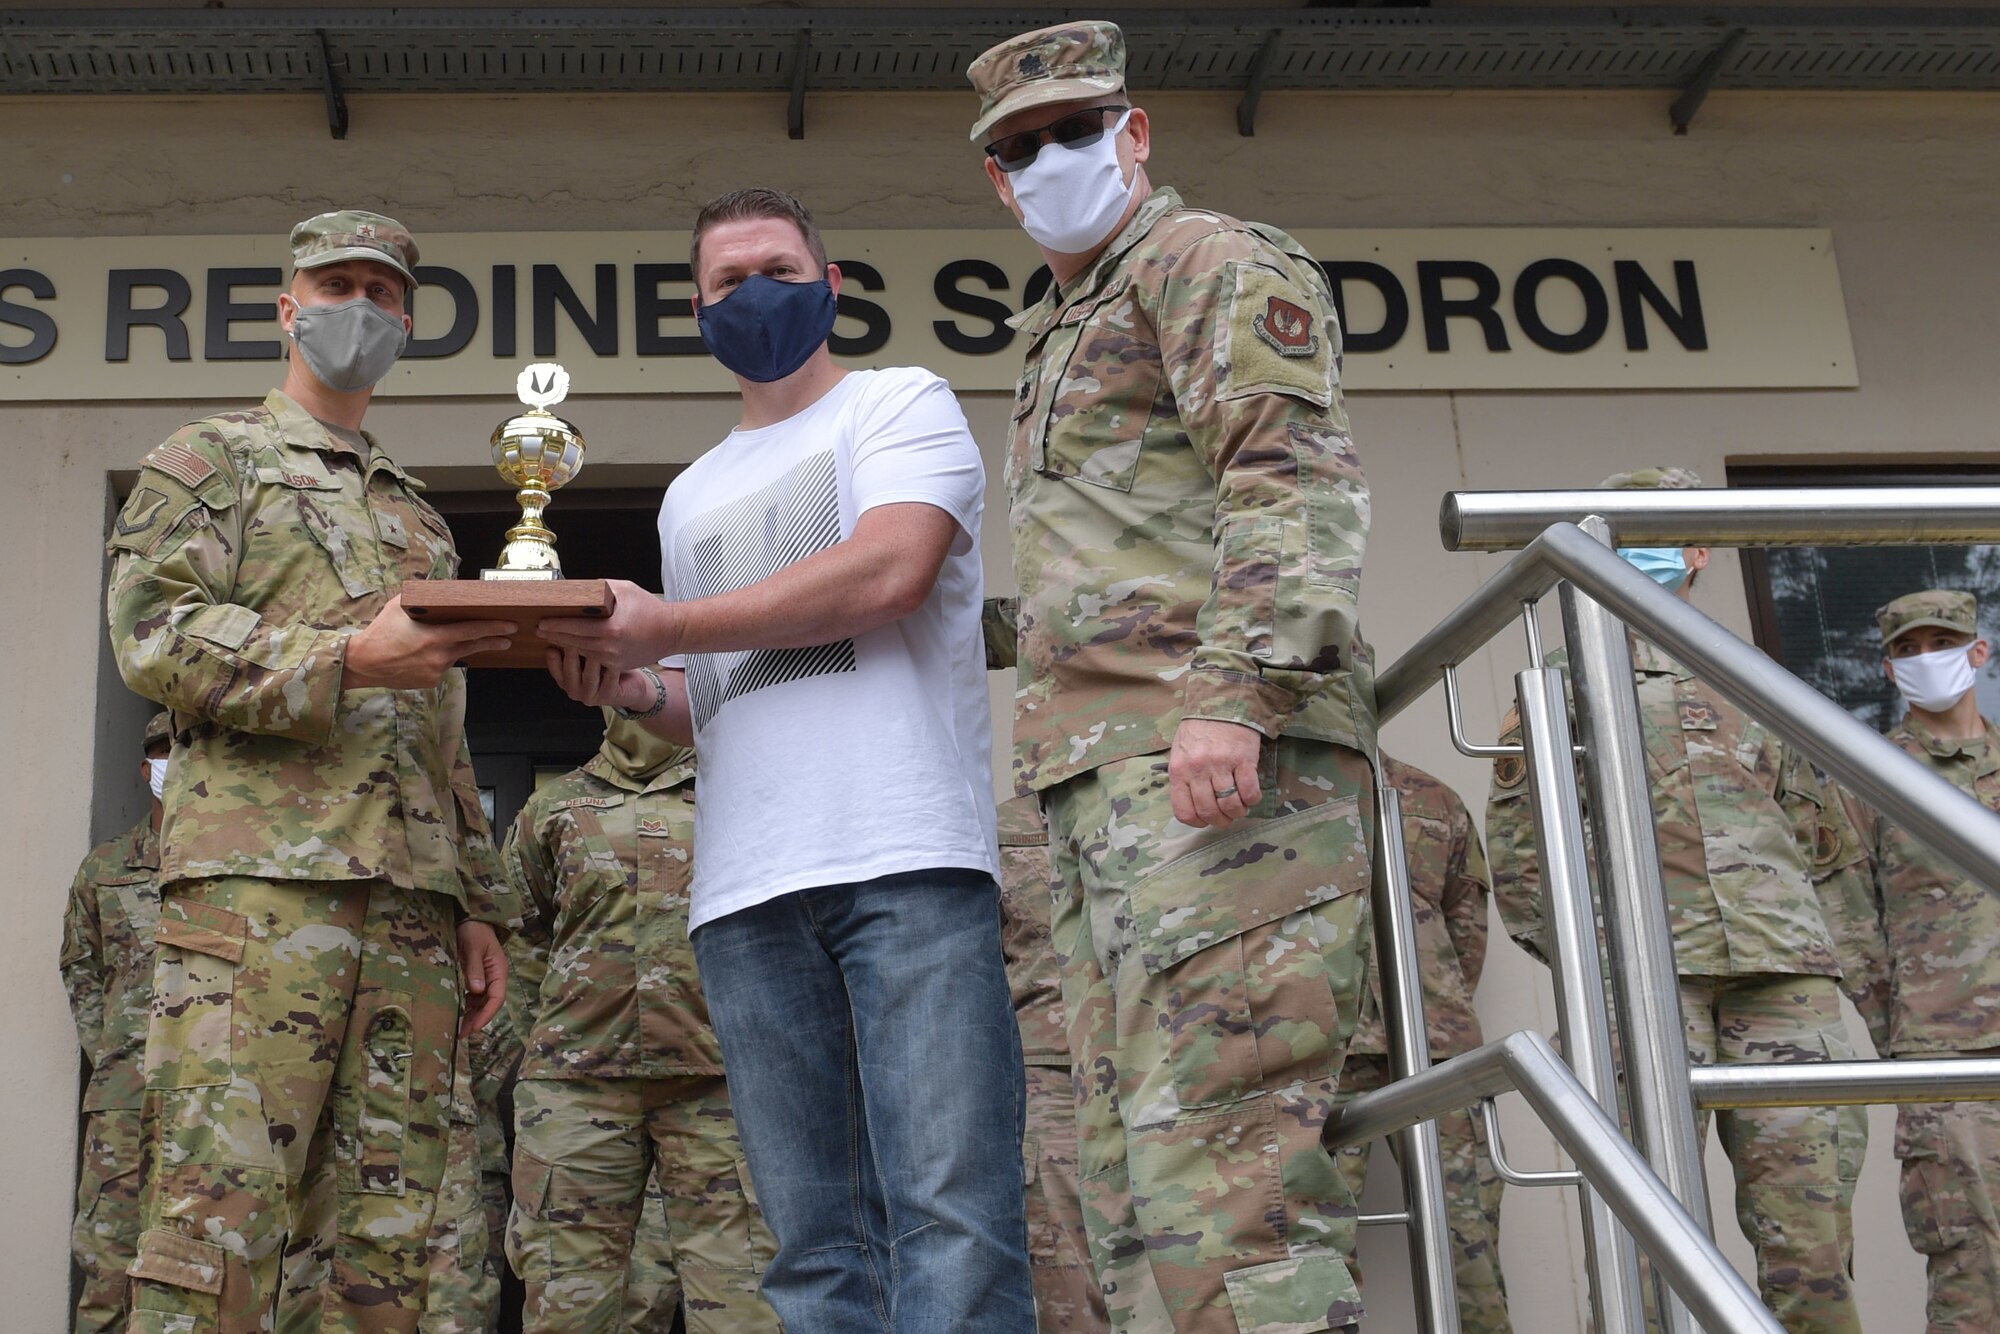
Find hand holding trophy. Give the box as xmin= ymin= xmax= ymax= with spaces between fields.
xmin=401 ymin=362 xmax=614 ymax=666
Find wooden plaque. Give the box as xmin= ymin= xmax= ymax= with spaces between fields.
xmin=402 ymin=579 xmax=615 ymax=669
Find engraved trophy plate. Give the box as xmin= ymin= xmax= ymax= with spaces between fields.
xmin=401 ymin=362 xmax=613 ymax=667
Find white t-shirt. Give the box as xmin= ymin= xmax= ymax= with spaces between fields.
xmin=658 ymin=366 xmax=999 ymax=931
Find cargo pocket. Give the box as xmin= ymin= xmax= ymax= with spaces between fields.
xmin=146 ymin=900 xmax=247 ymax=1091
xmin=1129 ymin=792 xmax=1368 ymax=1111
xmin=128 ymin=1227 xmax=227 ymax=1331
xmin=358 ymin=1005 xmax=415 ymax=1194
xmin=734 ymin=1152 xmax=780 ymax=1267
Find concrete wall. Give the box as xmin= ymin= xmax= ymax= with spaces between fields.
xmin=6 ymin=84 xmax=2000 ymax=1329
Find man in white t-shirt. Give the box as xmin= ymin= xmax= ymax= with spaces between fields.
xmin=540 ymin=187 xmax=1034 ymax=1332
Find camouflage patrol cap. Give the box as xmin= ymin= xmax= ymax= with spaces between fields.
xmin=1599 ymin=466 xmax=1704 ymax=490
xmin=142 ymin=710 xmax=172 ymax=755
xmin=1876 ymin=589 xmax=1978 ymax=650
xmin=967 ymin=20 xmax=1127 ymax=143
xmin=289 ymin=209 xmax=419 ymax=289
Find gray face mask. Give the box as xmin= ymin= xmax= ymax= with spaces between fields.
xmin=290 ymin=296 xmax=409 ymax=392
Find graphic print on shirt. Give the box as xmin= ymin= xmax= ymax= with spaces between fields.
xmin=676 ymin=449 xmax=857 ymax=728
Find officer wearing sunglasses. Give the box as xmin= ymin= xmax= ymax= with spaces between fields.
xmin=968 ymin=18 xmax=1378 ymax=1334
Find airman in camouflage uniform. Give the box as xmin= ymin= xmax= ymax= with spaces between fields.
xmin=1817 ymin=589 xmax=2000 ymax=1333
xmin=1334 ymin=754 xmax=1510 ymax=1333
xmin=1484 ymin=468 xmax=1867 ymax=1334
xmin=501 ymin=716 xmax=780 ymax=1332
xmin=62 ymin=712 xmax=173 ymax=1333
xmin=999 ymin=794 xmax=1113 ymax=1333
xmin=970 ymin=22 xmax=1375 ymax=1332
xmin=418 ymin=1005 xmax=521 ymax=1334
xmin=105 ymin=211 xmax=521 ymax=1331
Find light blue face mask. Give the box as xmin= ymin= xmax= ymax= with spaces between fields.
xmin=1618 ymin=547 xmax=1688 ymax=589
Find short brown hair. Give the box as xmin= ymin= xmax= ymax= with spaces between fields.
xmin=690 ymin=187 xmax=828 ymax=280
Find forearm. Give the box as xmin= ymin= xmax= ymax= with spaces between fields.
xmin=111 ymin=563 xmax=348 ymax=745
xmin=60 ymin=963 xmax=107 ymax=1058
xmin=671 ymin=512 xmax=941 ymax=656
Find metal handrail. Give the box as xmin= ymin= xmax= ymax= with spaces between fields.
xmin=1369 ymin=492 xmax=2000 ymax=1330
xmin=1691 ymin=1057 xmax=2000 ymax=1108
xmin=1376 ymin=520 xmax=2000 ymax=896
xmin=1479 ymin=1097 xmax=1583 ymax=1188
xmin=1442 ymin=485 xmax=2000 ymax=551
xmin=1327 ymin=1030 xmax=1784 ymax=1334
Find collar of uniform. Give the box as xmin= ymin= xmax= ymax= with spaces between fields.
xmin=263 ymin=388 xmax=412 ymax=486
xmin=129 ymin=821 xmax=160 ymax=872
xmin=1899 ymin=711 xmax=2000 ymax=773
xmin=1628 ymin=636 xmax=1692 ymax=679
xmin=1006 ymin=185 xmax=1184 ymax=340
xmin=580 ymin=749 xmax=696 ymax=797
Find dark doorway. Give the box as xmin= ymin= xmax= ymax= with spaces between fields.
xmin=429 ymin=487 xmax=689 ymax=1333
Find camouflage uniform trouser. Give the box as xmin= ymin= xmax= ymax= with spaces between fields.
xmin=1044 ymin=738 xmax=1374 ymax=1334
xmin=1024 ymin=1063 xmax=1111 ymax=1333
xmin=1895 ymin=1092 xmax=2000 ymax=1333
xmin=506 ymin=1074 xmax=781 ymax=1333
xmin=1680 ymin=973 xmax=1866 ymax=1334
xmin=622 ymin=1175 xmax=682 ymax=1332
xmin=1330 ymin=1055 xmax=1511 ymax=1333
xmin=130 ymin=876 xmax=460 ymax=1334
xmin=416 ymin=1044 xmax=500 ymax=1334
xmin=74 ymin=1106 xmax=145 ymax=1332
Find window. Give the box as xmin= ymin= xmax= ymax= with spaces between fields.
xmin=1732 ymin=462 xmax=2000 ymax=731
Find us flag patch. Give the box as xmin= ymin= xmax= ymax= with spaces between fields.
xmin=144 ymin=443 xmax=216 ymax=490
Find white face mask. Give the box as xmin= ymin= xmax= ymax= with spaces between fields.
xmin=1011 ymin=111 xmax=1138 ymax=255
xmin=1890 ymin=644 xmax=1978 ymax=713
xmin=147 ymin=758 xmax=169 ymax=800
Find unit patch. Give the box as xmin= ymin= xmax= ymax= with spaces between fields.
xmin=1253 ymin=295 xmax=1321 ymax=358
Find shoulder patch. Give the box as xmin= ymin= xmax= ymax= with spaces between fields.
xmin=1493 ymin=753 xmax=1527 ymax=790
xmin=144 ymin=442 xmax=216 ymax=490
xmin=1253 ymin=295 xmax=1321 ymax=359
xmin=1219 ymin=261 xmax=1335 ymax=409
xmin=115 ymin=486 xmax=172 ymax=537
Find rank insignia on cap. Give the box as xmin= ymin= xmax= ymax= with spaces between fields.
xmin=1019 ymin=52 xmax=1045 ymax=77
xmin=1254 ymin=295 xmax=1320 ymax=358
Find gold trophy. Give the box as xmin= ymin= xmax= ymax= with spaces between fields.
xmin=402 ymin=362 xmax=614 ymax=666
xmin=487 ymin=363 xmax=584 ymax=579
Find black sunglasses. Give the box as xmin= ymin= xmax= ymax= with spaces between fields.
xmin=984 ymin=105 xmax=1130 ymax=175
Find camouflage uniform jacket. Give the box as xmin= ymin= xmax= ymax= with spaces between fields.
xmin=503 ymin=751 xmax=724 ymax=1080
xmin=997 ymin=795 xmax=1070 ymax=1066
xmin=1487 ymin=640 xmax=1845 ymax=977
xmin=1003 ymin=186 xmax=1374 ymax=794
xmin=105 ymin=390 xmax=510 ymax=922
xmin=1818 ymin=715 xmax=2000 ymax=1057
xmin=1351 ymin=756 xmax=1490 ymax=1059
xmin=58 ymin=819 xmax=160 ymax=1112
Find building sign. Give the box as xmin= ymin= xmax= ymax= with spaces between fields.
xmin=0 ymin=228 xmax=1855 ymax=400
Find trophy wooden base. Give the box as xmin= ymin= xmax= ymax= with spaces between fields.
xmin=403 ymin=579 xmax=615 ymax=669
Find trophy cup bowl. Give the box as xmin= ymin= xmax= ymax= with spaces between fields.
xmin=488 ymin=406 xmax=586 ymax=579
xmin=400 ymin=362 xmax=614 ymax=667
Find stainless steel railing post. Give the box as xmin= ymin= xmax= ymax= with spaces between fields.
xmin=1371 ymin=779 xmax=1462 ymax=1334
xmin=1516 ymin=666 xmax=1649 ymax=1334
xmin=1558 ymin=517 xmax=1712 ymax=1334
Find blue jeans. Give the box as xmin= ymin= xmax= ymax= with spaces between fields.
xmin=692 ymin=867 xmax=1037 ymax=1333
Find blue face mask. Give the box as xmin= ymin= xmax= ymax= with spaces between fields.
xmin=696 ymin=273 xmax=838 ymax=384
xmin=1618 ymin=547 xmax=1688 ymax=589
